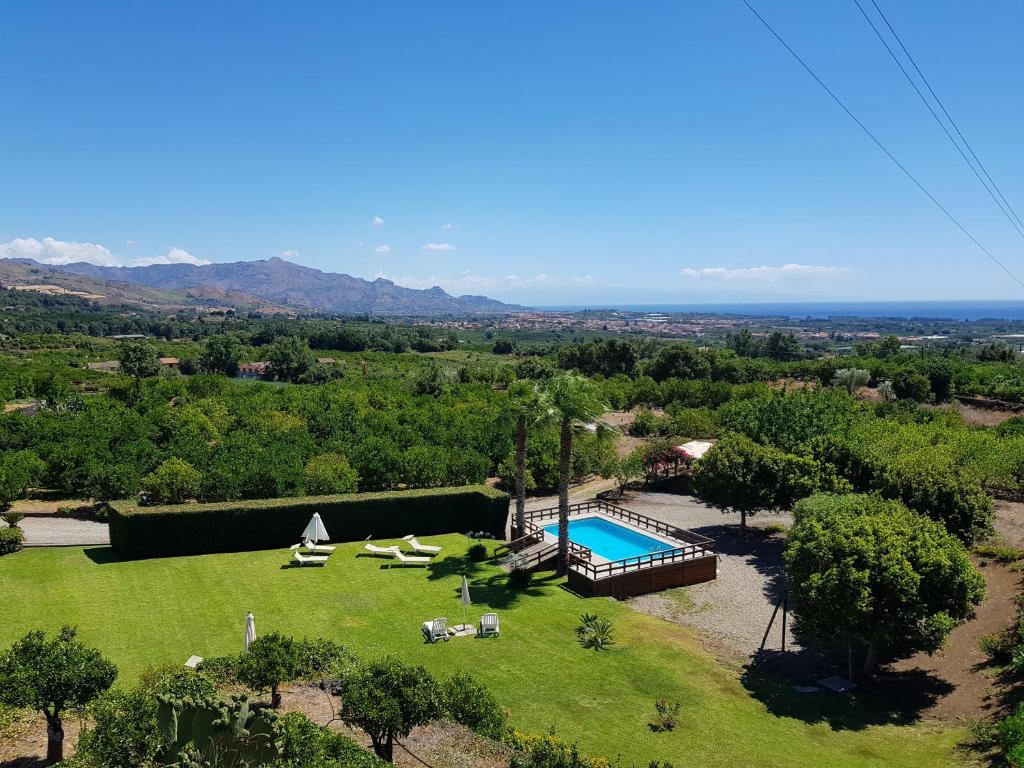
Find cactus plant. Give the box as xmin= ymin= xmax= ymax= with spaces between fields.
xmin=156 ymin=693 xmax=280 ymax=766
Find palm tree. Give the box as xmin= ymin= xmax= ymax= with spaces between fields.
xmin=507 ymin=380 xmax=554 ymax=539
xmin=545 ymin=374 xmax=613 ymax=576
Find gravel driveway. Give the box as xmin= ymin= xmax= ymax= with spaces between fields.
xmin=5 ymin=499 xmax=110 ymax=546
xmin=603 ymin=491 xmax=798 ymax=660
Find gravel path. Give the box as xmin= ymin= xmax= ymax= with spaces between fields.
xmin=602 ymin=491 xmax=798 ymax=660
xmin=6 ymin=499 xmax=109 ymax=546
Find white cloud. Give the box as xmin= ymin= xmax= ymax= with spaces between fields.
xmin=441 ymin=223 xmax=455 ymax=230
xmin=680 ymin=263 xmax=850 ymax=281
xmin=0 ymin=237 xmax=210 ymax=267
xmin=120 ymin=247 xmax=209 ymax=267
xmin=421 ymin=242 xmax=456 ymax=252
xmin=374 ymin=244 xmax=391 ymax=254
xmin=125 ymin=239 xmax=139 ymax=247
xmin=371 ymin=216 xmax=384 ymax=227
xmin=278 ymin=249 xmax=299 ymax=260
xmin=375 ymin=271 xmax=595 ymax=294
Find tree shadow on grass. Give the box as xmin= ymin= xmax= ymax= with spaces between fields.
xmin=463 ymin=571 xmax=560 ymax=611
xmin=741 ymin=659 xmax=955 ymax=731
xmin=1 ymin=757 xmax=50 ymax=768
xmin=83 ymin=546 xmax=121 ymax=565
xmin=425 ymin=554 xmax=487 ymax=582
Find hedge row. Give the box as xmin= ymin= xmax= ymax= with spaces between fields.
xmin=108 ymin=485 xmax=509 ymax=559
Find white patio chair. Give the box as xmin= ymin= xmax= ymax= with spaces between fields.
xmin=479 ymin=612 xmax=500 ymax=637
xmin=422 ymin=617 xmax=450 ymax=643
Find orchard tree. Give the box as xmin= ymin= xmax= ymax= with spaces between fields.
xmin=303 ymin=453 xmax=359 ymax=495
xmin=200 ymin=333 xmax=245 ymax=377
xmin=785 ymin=493 xmax=985 ymax=676
xmin=0 ymin=449 xmax=45 ymax=512
xmin=141 ymin=457 xmax=202 ymax=504
xmin=117 ymin=341 xmax=161 ymax=398
xmin=237 ymin=632 xmax=303 ymax=708
xmin=601 ymin=449 xmax=645 ymax=498
xmin=0 ymin=627 xmax=117 ymax=765
xmin=340 ymin=657 xmax=444 ymax=762
xmin=692 ymin=432 xmax=847 ymax=531
xmin=891 ymin=368 xmax=931 ymax=402
xmin=879 ymin=459 xmax=993 ymax=545
xmin=266 ymin=336 xmax=314 ymax=382
xmin=545 ymin=374 xmax=612 ymax=575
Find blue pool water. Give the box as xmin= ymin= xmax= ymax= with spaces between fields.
xmin=543 ymin=516 xmax=674 ymax=562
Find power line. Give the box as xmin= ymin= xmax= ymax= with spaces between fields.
xmin=868 ymin=0 xmax=1024 ymax=235
xmin=738 ymin=0 xmax=1024 ymax=291
xmin=852 ymin=0 xmax=1024 ymax=239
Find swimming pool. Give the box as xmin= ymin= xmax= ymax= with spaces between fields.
xmin=542 ymin=516 xmax=676 ymax=562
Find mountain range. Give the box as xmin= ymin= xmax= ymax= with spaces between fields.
xmin=0 ymin=257 xmax=517 ymax=315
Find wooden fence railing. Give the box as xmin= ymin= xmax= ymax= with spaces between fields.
xmin=520 ymin=499 xmax=715 ymax=581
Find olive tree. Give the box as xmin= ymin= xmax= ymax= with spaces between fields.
xmin=785 ymin=493 xmax=985 ymax=676
xmin=0 ymin=627 xmax=117 ymax=765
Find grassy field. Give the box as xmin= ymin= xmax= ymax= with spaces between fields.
xmin=0 ymin=537 xmax=966 ymax=767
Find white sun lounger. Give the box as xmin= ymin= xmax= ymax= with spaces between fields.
xmin=395 ymin=551 xmax=431 ymax=564
xmin=422 ymin=617 xmax=450 ymax=643
xmin=479 ymin=613 xmax=500 ymax=637
xmin=402 ymin=535 xmax=441 ymax=554
xmin=364 ymin=543 xmax=400 ymax=556
xmin=293 ymin=551 xmax=329 ymax=566
xmin=291 ymin=540 xmax=336 ymax=553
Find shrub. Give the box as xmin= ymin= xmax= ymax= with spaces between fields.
xmin=508 ymin=566 xmax=533 ymax=589
xmin=0 ymin=526 xmax=24 ymax=556
xmin=75 ymin=688 xmax=161 ymax=768
xmin=154 ymin=668 xmax=218 ymax=700
xmin=198 ymin=655 xmax=241 ymax=685
xmin=576 ymin=614 xmax=615 ymax=651
xmin=974 ymin=544 xmax=1024 ymax=564
xmin=237 ymin=632 xmax=305 ymax=708
xmin=467 ymin=542 xmax=489 ymax=562
xmin=998 ymin=703 xmax=1024 ymax=767
xmin=275 ymin=711 xmax=388 ymax=768
xmin=505 ymin=729 xmax=608 ymax=768
xmin=650 ymin=699 xmax=681 ymax=732
xmin=441 ymin=672 xmax=508 ymax=740
xmin=979 ymin=631 xmax=1017 ymax=664
xmin=108 ymin=485 xmax=509 ymax=559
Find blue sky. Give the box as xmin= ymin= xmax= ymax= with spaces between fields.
xmin=1 ymin=1 xmax=1023 ymax=305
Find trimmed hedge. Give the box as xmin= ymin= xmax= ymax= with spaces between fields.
xmin=108 ymin=485 xmax=509 ymax=560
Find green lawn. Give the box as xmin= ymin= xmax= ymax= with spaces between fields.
xmin=0 ymin=537 xmax=966 ymax=767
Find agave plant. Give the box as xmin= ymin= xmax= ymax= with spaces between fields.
xmin=1 ymin=512 xmax=26 ymax=529
xmin=576 ymin=613 xmax=615 ymax=650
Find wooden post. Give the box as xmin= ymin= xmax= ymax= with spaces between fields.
xmin=781 ymin=590 xmax=788 ymax=653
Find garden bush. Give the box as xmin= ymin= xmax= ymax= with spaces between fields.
xmin=508 ymin=566 xmax=533 ymax=589
xmin=108 ymin=485 xmax=508 ymax=559
xmin=467 ymin=542 xmax=489 ymax=562
xmin=0 ymin=525 xmax=24 ymax=556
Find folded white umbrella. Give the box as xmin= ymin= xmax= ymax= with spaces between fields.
xmin=244 ymin=612 xmax=256 ymax=652
xmin=454 ymin=575 xmax=473 ymax=632
xmin=301 ymin=512 xmax=330 ymax=543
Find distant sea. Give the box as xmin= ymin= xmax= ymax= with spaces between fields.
xmin=536 ymin=301 xmax=1024 ymax=321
